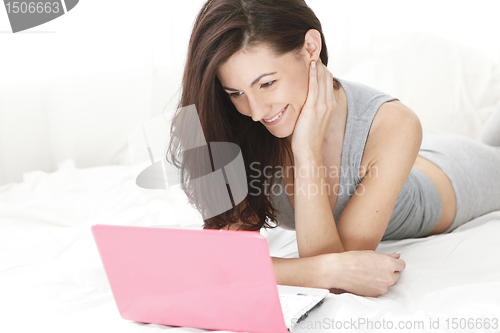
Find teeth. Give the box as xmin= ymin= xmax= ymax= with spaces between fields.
xmin=264 ymin=105 xmax=287 ymax=123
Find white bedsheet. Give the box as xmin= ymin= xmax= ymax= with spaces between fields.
xmin=1 ymin=160 xmax=499 ymax=333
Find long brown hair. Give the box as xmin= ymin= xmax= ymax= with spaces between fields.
xmin=167 ymin=0 xmax=340 ymax=231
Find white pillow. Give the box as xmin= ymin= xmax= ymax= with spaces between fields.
xmin=335 ymin=32 xmax=500 ymax=140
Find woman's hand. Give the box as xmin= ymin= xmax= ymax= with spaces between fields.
xmin=319 ymin=251 xmax=406 ymax=297
xmin=291 ymin=59 xmax=338 ymax=159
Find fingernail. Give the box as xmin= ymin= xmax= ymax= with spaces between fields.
xmin=311 ymin=61 xmax=316 ymax=69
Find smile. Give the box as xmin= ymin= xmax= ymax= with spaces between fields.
xmin=263 ymin=104 xmax=288 ymax=124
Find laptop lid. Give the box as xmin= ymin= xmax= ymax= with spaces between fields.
xmin=91 ymin=224 xmax=289 ymax=333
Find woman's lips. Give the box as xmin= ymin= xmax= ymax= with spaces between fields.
xmin=262 ymin=104 xmax=288 ymax=125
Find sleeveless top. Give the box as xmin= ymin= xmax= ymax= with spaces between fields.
xmin=270 ymin=78 xmax=442 ymax=241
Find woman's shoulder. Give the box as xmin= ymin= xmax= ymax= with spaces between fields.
xmin=360 ymin=100 xmax=423 ymax=178
xmin=372 ymin=100 xmax=421 ymax=134
xmin=338 ymin=78 xmax=395 ymax=100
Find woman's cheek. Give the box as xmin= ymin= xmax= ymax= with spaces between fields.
xmin=233 ymin=101 xmax=249 ymax=117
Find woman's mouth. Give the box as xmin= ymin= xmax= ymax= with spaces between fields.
xmin=263 ymin=104 xmax=288 ymax=125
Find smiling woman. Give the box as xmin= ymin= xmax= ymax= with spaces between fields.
xmin=165 ymin=0 xmax=500 ymax=297
xmin=165 ymin=0 xmax=408 ymax=297
xmin=168 ymin=0 xmax=341 ymax=232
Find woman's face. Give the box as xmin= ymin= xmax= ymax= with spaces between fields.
xmin=216 ymin=43 xmax=310 ymax=139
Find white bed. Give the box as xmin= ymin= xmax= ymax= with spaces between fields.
xmin=2 ymin=31 xmax=500 ymax=333
xmin=1 ymin=159 xmax=500 ymax=333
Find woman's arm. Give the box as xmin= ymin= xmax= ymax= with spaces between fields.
xmin=223 ymin=222 xmax=405 ymax=297
xmin=291 ymin=59 xmax=345 ymax=257
xmin=272 ymin=251 xmax=406 ymax=298
xmin=293 ymin=101 xmax=422 ymax=254
xmin=294 ymin=153 xmax=344 ymax=256
xmin=292 ymin=59 xmax=422 ymax=255
xmin=271 ymin=255 xmax=328 ymax=289
xmin=336 ymin=103 xmax=422 ymax=251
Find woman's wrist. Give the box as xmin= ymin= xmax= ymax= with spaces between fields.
xmin=292 ymin=146 xmax=322 ymax=164
xmin=316 ymin=252 xmax=347 ymax=290
xmin=272 ymin=255 xmax=333 ymax=289
xmin=292 ymin=150 xmax=324 ymax=173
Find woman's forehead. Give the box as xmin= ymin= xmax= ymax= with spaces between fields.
xmin=217 ymin=45 xmax=300 ymax=85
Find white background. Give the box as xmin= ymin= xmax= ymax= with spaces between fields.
xmin=1 ymin=0 xmax=499 ymax=186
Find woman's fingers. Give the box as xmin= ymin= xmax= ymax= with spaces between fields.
xmin=395 ymin=258 xmax=406 ymax=271
xmin=389 ymin=252 xmax=402 ymax=261
xmin=304 ymin=60 xmax=319 ymax=109
xmin=316 ymin=59 xmax=325 ymax=111
xmin=393 ymin=271 xmax=401 ymax=284
xmin=387 ymin=252 xmax=406 ymax=271
xmin=291 ymin=59 xmax=336 ymax=155
xmin=316 ymin=59 xmax=336 ymax=119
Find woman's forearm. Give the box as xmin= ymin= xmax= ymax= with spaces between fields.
xmin=271 ymin=255 xmax=331 ymax=289
xmin=294 ymin=153 xmax=345 ymax=257
xmin=272 ymin=251 xmax=406 ymax=298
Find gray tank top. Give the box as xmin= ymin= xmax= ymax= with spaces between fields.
xmin=270 ymin=78 xmax=442 ymax=240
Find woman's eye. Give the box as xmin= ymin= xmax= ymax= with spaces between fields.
xmin=230 ymin=91 xmax=243 ymax=99
xmin=229 ymin=80 xmax=276 ymax=99
xmin=260 ymin=80 xmax=276 ymax=88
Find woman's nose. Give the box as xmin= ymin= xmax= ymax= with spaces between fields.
xmin=248 ymin=97 xmax=271 ymax=122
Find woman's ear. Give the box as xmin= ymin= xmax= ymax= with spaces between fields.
xmin=302 ymin=29 xmax=322 ymax=63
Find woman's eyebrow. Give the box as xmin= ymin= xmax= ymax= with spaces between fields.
xmin=222 ymin=72 xmax=277 ymax=91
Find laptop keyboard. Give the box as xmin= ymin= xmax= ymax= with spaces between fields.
xmin=279 ymin=293 xmax=325 ymax=329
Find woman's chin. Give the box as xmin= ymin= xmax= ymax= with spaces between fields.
xmin=266 ymin=126 xmax=294 ymax=139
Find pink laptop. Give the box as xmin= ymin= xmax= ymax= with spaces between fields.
xmin=91 ymin=224 xmax=329 ymax=333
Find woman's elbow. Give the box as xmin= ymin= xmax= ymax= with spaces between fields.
xmin=342 ymin=238 xmax=379 ymax=252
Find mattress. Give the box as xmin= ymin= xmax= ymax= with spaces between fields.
xmin=1 ymin=160 xmax=499 ymax=333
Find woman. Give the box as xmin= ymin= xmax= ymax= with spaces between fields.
xmin=167 ymin=0 xmax=500 ymax=297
